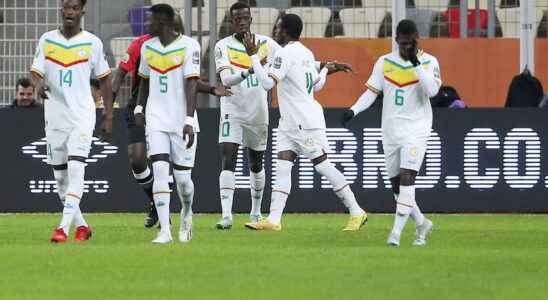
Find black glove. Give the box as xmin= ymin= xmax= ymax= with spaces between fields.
xmin=341 ymin=109 xmax=355 ymax=127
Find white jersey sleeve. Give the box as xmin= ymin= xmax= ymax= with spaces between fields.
xmin=266 ymin=38 xmax=282 ymax=66
xmin=138 ymin=43 xmax=150 ymax=78
xmin=184 ymin=40 xmax=201 ymax=79
xmin=30 ymin=35 xmax=46 ymax=77
xmin=268 ymin=48 xmax=292 ymax=83
xmin=92 ymin=38 xmax=111 ymax=79
xmin=365 ymin=57 xmax=384 ymax=94
xmin=214 ymin=41 xmax=231 ymax=74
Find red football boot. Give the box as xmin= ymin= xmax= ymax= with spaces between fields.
xmin=75 ymin=226 xmax=92 ymax=241
xmin=50 ymin=228 xmax=68 ymax=243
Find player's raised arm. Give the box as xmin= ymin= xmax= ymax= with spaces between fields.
xmin=313 ymin=67 xmax=329 ymax=92
xmin=215 ymin=44 xmax=250 ymax=87
xmin=409 ymin=41 xmax=442 ymax=98
xmin=196 ymin=80 xmax=233 ymax=97
xmin=244 ymin=32 xmax=277 ymax=91
xmin=316 ymin=61 xmax=355 ymax=75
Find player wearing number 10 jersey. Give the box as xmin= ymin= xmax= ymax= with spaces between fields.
xmin=342 ymin=19 xmax=442 ymax=247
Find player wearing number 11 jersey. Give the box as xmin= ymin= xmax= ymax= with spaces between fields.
xmin=342 ymin=19 xmax=442 ymax=246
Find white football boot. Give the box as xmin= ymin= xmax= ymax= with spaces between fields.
xmin=179 ymin=219 xmax=193 ymax=243
xmin=152 ymin=230 xmax=173 ymax=244
xmin=387 ymin=231 xmax=401 ymax=247
xmin=412 ymin=218 xmax=433 ymax=246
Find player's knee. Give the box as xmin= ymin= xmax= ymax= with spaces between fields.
xmin=248 ymin=161 xmax=263 ymax=173
xmin=129 ymin=151 xmax=148 ymax=173
xmin=152 ymin=161 xmax=170 ymax=193
xmin=399 ymin=169 xmax=417 ymax=186
xmin=390 ymin=177 xmax=400 ymax=195
xmin=222 ymin=157 xmax=237 ymax=171
xmin=274 ymin=160 xmax=293 ymax=193
xmin=174 ymin=169 xmax=194 ymax=195
xmin=314 ymin=160 xmax=347 ymax=191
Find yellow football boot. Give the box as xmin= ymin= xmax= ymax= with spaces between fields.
xmin=343 ymin=212 xmax=368 ymax=231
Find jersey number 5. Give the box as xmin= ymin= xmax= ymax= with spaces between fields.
xmin=59 ymin=70 xmax=72 ymax=87
xmin=159 ymin=75 xmax=168 ymax=93
xmin=395 ymin=89 xmax=404 ymax=106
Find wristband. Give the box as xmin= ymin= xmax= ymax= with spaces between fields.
xmin=134 ymin=105 xmax=144 ymax=115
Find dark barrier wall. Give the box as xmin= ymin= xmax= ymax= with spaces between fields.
xmin=2 ymin=108 xmax=547 ymax=213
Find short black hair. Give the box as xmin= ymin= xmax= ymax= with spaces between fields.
xmin=230 ymin=2 xmax=250 ymax=16
xmin=396 ymin=19 xmax=418 ymax=37
xmin=16 ymin=77 xmax=33 ymax=90
xmin=90 ymin=78 xmax=100 ymax=89
xmin=150 ymin=3 xmax=175 ymax=21
xmin=61 ymin=0 xmax=87 ymax=7
xmin=280 ymin=13 xmax=303 ymax=39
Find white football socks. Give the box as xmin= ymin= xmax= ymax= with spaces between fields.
xmin=392 ymin=185 xmax=416 ymax=235
xmin=314 ymin=160 xmax=364 ymax=216
xmin=152 ymin=161 xmax=171 ymax=233
xmin=58 ymin=160 xmax=86 ymax=234
xmin=267 ymin=160 xmax=293 ymax=225
xmin=219 ymin=170 xmax=235 ymax=219
xmin=174 ymin=169 xmax=194 ymax=223
xmin=394 ymin=192 xmax=425 ymax=226
xmin=249 ymin=169 xmax=265 ymax=217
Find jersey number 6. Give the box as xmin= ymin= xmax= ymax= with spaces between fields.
xmin=395 ymin=88 xmax=404 ymax=106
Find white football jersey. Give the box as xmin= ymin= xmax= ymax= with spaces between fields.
xmin=366 ymin=50 xmax=441 ymax=142
xmin=268 ymin=41 xmax=325 ymax=131
xmin=215 ymin=34 xmax=281 ymax=125
xmin=31 ymin=30 xmax=111 ymax=131
xmin=138 ymin=35 xmax=201 ymax=133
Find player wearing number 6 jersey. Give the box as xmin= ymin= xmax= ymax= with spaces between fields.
xmin=342 ymin=20 xmax=442 ymax=246
xmin=242 ymin=14 xmax=367 ymax=232
xmin=30 ymin=0 xmax=114 ymax=243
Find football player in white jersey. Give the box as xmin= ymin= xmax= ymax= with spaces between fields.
xmin=134 ymin=4 xmax=200 ymax=243
xmin=342 ymin=20 xmax=442 ymax=246
xmin=214 ymin=3 xmax=355 ymax=229
xmin=30 ymin=0 xmax=113 ymax=243
xmin=242 ymin=14 xmax=368 ymax=231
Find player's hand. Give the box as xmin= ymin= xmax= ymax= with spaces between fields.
xmin=248 ymin=67 xmax=254 ymax=74
xmin=100 ymin=113 xmax=113 ymax=142
xmin=37 ymin=84 xmax=50 ymax=100
xmin=212 ymin=85 xmax=232 ymax=97
xmin=183 ymin=125 xmax=195 ymax=149
xmin=331 ymin=61 xmax=356 ymax=75
xmin=341 ymin=109 xmax=355 ymax=128
xmin=135 ymin=113 xmax=145 ymax=129
xmin=408 ymin=40 xmax=420 ymax=67
xmin=243 ymin=32 xmax=258 ymax=56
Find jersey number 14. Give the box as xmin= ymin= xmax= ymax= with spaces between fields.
xmin=59 ymin=70 xmax=72 ymax=87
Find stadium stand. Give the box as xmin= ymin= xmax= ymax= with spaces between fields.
xmin=339 ymin=7 xmax=389 ymax=37
xmin=497 ymin=7 xmax=545 ymax=37
xmin=286 ymin=7 xmax=332 ymax=37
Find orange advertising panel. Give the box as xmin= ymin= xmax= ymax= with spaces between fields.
xmin=296 ymin=38 xmax=548 ymax=108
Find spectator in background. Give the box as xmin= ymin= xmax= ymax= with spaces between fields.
xmin=11 ymin=77 xmax=41 ymax=109
xmin=505 ymin=68 xmax=544 ymax=107
xmin=431 ymin=85 xmax=467 ymax=108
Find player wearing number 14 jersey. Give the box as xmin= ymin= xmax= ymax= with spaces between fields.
xmin=342 ymin=20 xmax=442 ymax=246
xmin=30 ymin=0 xmax=114 ymax=243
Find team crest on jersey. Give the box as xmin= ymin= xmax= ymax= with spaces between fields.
xmin=172 ymin=55 xmax=182 ymax=64
xmin=410 ymin=147 xmax=418 ymax=157
xmin=273 ymin=57 xmax=282 ymax=69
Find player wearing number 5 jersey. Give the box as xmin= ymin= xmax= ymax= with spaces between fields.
xmin=242 ymin=14 xmax=367 ymax=232
xmin=30 ymin=0 xmax=114 ymax=243
xmin=342 ymin=20 xmax=442 ymax=246
xmin=135 ymin=4 xmax=201 ymax=243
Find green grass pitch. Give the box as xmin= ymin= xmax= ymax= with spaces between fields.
xmin=1 ymin=213 xmax=547 ymax=300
